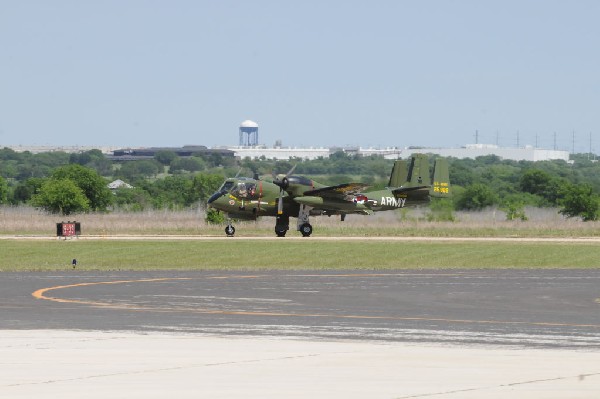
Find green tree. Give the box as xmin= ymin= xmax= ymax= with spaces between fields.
xmin=70 ymin=150 xmax=113 ymax=176
xmin=170 ymin=157 xmax=206 ymax=173
xmin=500 ymin=199 xmax=528 ymax=221
xmin=425 ymin=198 xmax=455 ymax=221
xmin=190 ymin=173 xmax=224 ymax=203
xmin=117 ymin=160 xmax=162 ymax=181
xmin=520 ymin=169 xmax=552 ymax=195
xmin=154 ymin=151 xmax=178 ymax=166
xmin=455 ymin=183 xmax=498 ymax=210
xmin=137 ymin=175 xmax=194 ymax=209
xmin=113 ymin=187 xmax=152 ymax=211
xmin=520 ymin=169 xmax=566 ymax=206
xmin=51 ymin=164 xmax=113 ymax=211
xmin=0 ymin=176 xmax=8 ymax=204
xmin=12 ymin=177 xmax=45 ymax=204
xmin=31 ymin=179 xmax=90 ymax=215
xmin=205 ymin=208 xmax=225 ymax=224
xmin=559 ymin=184 xmax=599 ymax=221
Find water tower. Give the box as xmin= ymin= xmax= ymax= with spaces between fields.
xmin=239 ymin=120 xmax=259 ymax=147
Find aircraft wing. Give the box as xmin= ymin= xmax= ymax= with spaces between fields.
xmin=303 ymin=183 xmax=370 ymax=201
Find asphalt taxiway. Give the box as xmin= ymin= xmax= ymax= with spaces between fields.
xmin=2 ymin=269 xmax=600 ymax=398
xmin=2 ymin=269 xmax=599 ymax=348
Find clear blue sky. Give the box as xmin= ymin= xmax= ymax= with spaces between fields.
xmin=1 ymin=1 xmax=599 ymax=152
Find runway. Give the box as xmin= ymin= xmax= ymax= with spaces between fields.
xmin=2 ymin=269 xmax=599 ymax=348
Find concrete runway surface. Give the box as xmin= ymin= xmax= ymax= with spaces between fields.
xmin=2 ymin=270 xmax=600 ymax=398
xmin=2 ymin=330 xmax=600 ymax=399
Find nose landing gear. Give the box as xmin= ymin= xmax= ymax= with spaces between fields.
xmin=225 ymin=219 xmax=235 ymax=237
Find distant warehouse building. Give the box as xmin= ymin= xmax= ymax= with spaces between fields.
xmin=406 ymin=144 xmax=570 ymax=162
xmin=109 ymin=146 xmax=234 ymax=161
xmin=230 ymin=146 xmax=330 ymax=160
xmin=229 ymin=144 xmax=570 ymax=162
xmin=106 ymin=144 xmax=570 ymax=163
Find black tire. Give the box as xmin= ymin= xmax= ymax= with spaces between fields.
xmin=225 ymin=225 xmax=235 ymax=236
xmin=275 ymin=226 xmax=287 ymax=237
xmin=300 ymin=223 xmax=313 ymax=237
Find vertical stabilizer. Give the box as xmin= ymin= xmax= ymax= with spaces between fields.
xmin=406 ymin=154 xmax=431 ymax=187
xmin=387 ymin=160 xmax=408 ymax=188
xmin=431 ymin=158 xmax=451 ymax=197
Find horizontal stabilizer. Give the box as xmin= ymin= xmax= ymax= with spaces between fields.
xmin=391 ymin=185 xmax=429 ymax=195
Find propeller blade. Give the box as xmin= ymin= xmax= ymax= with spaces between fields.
xmin=272 ymin=164 xmax=297 ymax=189
xmin=285 ymin=164 xmax=297 ymax=177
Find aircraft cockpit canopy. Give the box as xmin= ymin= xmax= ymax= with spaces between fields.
xmin=230 ymin=181 xmax=257 ymax=198
xmin=219 ymin=180 xmax=235 ymax=194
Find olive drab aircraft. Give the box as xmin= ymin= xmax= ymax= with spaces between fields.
xmin=207 ymin=154 xmax=451 ymax=237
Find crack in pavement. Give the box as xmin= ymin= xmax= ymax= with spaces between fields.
xmin=395 ymin=371 xmax=600 ymax=398
xmin=3 ymin=352 xmax=332 ymax=388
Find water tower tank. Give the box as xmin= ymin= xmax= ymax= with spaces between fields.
xmin=239 ymin=120 xmax=259 ymax=146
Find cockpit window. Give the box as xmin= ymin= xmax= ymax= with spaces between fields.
xmin=231 ymin=182 xmax=257 ymax=198
xmin=287 ymin=176 xmax=313 ymax=186
xmin=220 ymin=181 xmax=235 ymax=193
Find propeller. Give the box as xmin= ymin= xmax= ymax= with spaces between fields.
xmin=272 ymin=165 xmax=297 ymax=215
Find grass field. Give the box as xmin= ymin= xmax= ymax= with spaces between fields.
xmin=2 ymin=206 xmax=600 ymax=271
xmin=1 ymin=239 xmax=600 ymax=271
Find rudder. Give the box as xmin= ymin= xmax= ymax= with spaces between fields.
xmin=387 ymin=160 xmax=408 ymax=188
xmin=406 ymin=154 xmax=431 ymax=187
xmin=431 ymin=158 xmax=451 ymax=198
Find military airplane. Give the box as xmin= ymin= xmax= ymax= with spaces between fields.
xmin=207 ymin=154 xmax=451 ymax=237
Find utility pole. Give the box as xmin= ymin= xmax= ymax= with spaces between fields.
xmin=572 ymin=130 xmax=575 ymax=154
xmin=554 ymin=132 xmax=557 ymax=150
xmin=516 ymin=130 xmax=520 ymax=148
xmin=475 ymin=130 xmax=479 ymax=144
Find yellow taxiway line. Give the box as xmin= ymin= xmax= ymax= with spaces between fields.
xmin=32 ymin=274 xmax=600 ymax=330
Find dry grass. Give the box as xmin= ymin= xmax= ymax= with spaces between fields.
xmin=1 ymin=205 xmax=600 ymax=237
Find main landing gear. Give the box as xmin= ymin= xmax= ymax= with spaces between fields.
xmin=296 ymin=204 xmax=313 ymax=237
xmin=274 ymin=205 xmax=314 ymax=237
xmin=273 ymin=215 xmax=312 ymax=237
xmin=299 ymin=222 xmax=312 ymax=237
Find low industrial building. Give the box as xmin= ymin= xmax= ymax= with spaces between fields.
xmin=227 ymin=144 xmax=570 ymax=162
xmin=406 ymin=144 xmax=570 ymax=162
xmin=108 ymin=146 xmax=235 ymax=161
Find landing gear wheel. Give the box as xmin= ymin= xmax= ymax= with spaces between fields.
xmin=225 ymin=225 xmax=235 ymax=237
xmin=300 ymin=223 xmax=313 ymax=237
xmin=275 ymin=226 xmax=287 ymax=237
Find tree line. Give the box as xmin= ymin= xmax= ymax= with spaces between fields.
xmin=0 ymin=147 xmax=598 ymax=220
